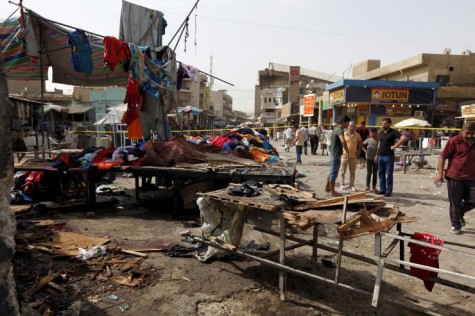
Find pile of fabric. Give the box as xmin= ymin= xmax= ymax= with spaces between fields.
xmin=207 ymin=128 xmax=278 ymax=163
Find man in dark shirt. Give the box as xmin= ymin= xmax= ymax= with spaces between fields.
xmin=356 ymin=121 xmax=369 ymax=169
xmin=375 ymin=118 xmax=407 ymax=197
xmin=434 ymin=122 xmax=475 ymax=235
xmin=326 ymin=115 xmax=350 ymax=196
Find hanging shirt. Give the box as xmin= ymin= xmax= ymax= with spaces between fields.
xmin=67 ymin=29 xmax=93 ymax=75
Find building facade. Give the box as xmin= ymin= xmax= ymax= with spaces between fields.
xmin=352 ymin=52 xmax=475 ymax=127
xmin=257 ymin=62 xmax=341 ymax=126
xmin=210 ymin=90 xmax=233 ymax=121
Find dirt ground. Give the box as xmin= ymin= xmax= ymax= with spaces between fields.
xmin=14 ymin=142 xmax=475 ymax=316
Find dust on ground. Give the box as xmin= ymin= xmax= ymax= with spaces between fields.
xmin=14 ymin=143 xmax=475 ymax=315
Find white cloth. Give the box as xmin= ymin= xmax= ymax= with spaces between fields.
xmin=119 ymin=0 xmax=165 ymax=47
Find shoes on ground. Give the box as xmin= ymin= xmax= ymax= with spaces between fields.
xmin=350 ymin=187 xmax=357 ymax=192
xmin=451 ymin=227 xmax=462 ymax=235
xmin=340 ymin=185 xmax=349 ymax=190
xmin=365 ymin=187 xmax=370 ymax=192
xmin=384 ymin=193 xmax=392 ymax=197
xmin=376 ymin=191 xmax=386 ymax=195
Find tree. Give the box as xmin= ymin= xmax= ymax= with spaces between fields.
xmin=0 ymin=51 xmax=19 ymax=315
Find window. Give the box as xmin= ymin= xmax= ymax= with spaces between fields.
xmin=436 ymin=75 xmax=451 ymax=86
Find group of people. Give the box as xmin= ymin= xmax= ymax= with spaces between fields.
xmin=324 ymin=117 xmax=408 ymax=197
xmin=283 ymin=124 xmax=323 ymax=164
xmin=282 ymin=119 xmax=475 ymax=235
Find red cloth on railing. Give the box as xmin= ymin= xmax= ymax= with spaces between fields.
xmin=408 ymin=232 xmax=444 ymax=291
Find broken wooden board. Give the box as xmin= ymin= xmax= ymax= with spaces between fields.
xmin=11 ymin=204 xmax=33 ymax=214
xmin=337 ymin=202 xmax=387 ymax=233
xmin=284 ymin=210 xmax=342 ymax=230
xmin=338 ymin=206 xmax=418 ymax=239
xmin=291 ymin=192 xmax=368 ymax=211
xmin=199 ymin=189 xmax=283 ymax=212
xmin=39 ymin=231 xmax=109 ymax=256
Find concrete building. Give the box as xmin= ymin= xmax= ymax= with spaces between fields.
xmin=176 ymin=74 xmax=214 ymax=130
xmin=257 ymin=62 xmax=341 ymax=126
xmin=210 ymin=89 xmax=233 ymax=121
xmin=352 ymin=52 xmax=475 ymax=126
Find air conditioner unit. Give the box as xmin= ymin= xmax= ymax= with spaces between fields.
xmin=414 ymin=111 xmax=424 ymax=117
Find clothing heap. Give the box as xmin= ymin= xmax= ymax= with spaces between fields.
xmin=10 ymin=144 xmax=148 ymax=204
xmin=207 ymin=128 xmax=279 ymax=163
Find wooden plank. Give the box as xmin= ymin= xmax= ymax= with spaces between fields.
xmin=27 ymin=273 xmax=60 ymax=295
xmin=48 ymin=282 xmax=66 ymax=292
xmin=337 ymin=202 xmax=387 ymax=233
xmin=292 ymin=192 xmax=368 ymax=211
xmin=119 ymin=249 xmax=148 ymax=257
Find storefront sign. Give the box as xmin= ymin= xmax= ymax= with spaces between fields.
xmin=462 ymin=104 xmax=475 ymax=117
xmin=329 ymin=89 xmax=345 ymax=104
xmin=371 ymin=88 xmax=409 ymax=103
xmin=357 ymin=104 xmax=369 ymax=115
xmin=303 ymin=94 xmax=315 ymax=116
xmin=386 ymin=105 xmax=412 ymax=116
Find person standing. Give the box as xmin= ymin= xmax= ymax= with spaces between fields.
xmin=326 ymin=116 xmax=351 ymax=196
xmin=308 ymin=125 xmax=318 ymax=155
xmin=309 ymin=124 xmax=319 ymax=155
xmin=363 ymin=128 xmax=379 ymax=192
xmin=339 ymin=121 xmax=362 ymax=191
xmin=375 ymin=118 xmax=407 ymax=197
xmin=434 ymin=122 xmax=475 ymax=235
xmin=301 ymin=126 xmax=309 ymax=155
xmin=356 ymin=121 xmax=370 ymax=169
xmin=292 ymin=125 xmax=304 ymax=164
xmin=283 ymin=126 xmax=294 ymax=152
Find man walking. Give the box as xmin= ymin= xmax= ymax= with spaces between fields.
xmin=283 ymin=126 xmax=294 ymax=152
xmin=326 ymin=116 xmax=351 ymax=196
xmin=434 ymin=122 xmax=475 ymax=235
xmin=375 ymin=118 xmax=407 ymax=197
xmin=339 ymin=121 xmax=362 ymax=191
xmin=292 ymin=125 xmax=304 ymax=164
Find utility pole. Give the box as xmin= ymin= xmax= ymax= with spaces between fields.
xmin=0 ymin=48 xmax=20 ymax=316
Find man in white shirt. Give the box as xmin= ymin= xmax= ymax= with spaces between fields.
xmin=283 ymin=127 xmax=294 ymax=152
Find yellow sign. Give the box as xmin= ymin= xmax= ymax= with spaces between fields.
xmin=303 ymin=94 xmax=315 ymax=116
xmin=371 ymin=88 xmax=409 ymax=102
xmin=329 ymin=89 xmax=345 ymax=104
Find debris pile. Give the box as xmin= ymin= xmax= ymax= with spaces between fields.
xmin=14 ymin=219 xmax=162 ymax=314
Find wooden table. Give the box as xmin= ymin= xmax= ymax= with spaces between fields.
xmin=399 ymin=152 xmax=432 ymax=173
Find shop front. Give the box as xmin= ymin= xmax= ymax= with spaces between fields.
xmin=325 ymin=80 xmax=440 ymax=127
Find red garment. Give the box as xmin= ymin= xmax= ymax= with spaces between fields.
xmin=440 ymin=134 xmax=475 ymax=180
xmin=103 ymin=36 xmax=130 ymax=71
xmin=91 ymin=147 xmax=116 ymax=164
xmin=124 ymin=78 xmax=140 ymax=107
xmin=210 ymin=136 xmax=228 ymax=148
xmin=408 ymin=232 xmax=444 ymax=292
xmin=56 ymin=153 xmax=74 ymax=167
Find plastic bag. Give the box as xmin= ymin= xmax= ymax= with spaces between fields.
xmin=77 ymin=245 xmax=107 ymax=260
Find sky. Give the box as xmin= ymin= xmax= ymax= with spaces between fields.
xmin=2 ymin=0 xmax=475 ymax=114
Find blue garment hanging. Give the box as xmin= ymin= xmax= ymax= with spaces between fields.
xmin=67 ymin=29 xmax=93 ymax=75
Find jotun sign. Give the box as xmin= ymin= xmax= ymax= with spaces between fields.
xmin=371 ymin=88 xmax=409 ymax=103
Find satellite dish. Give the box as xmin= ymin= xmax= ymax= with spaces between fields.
xmin=443 ymin=47 xmax=452 ymax=55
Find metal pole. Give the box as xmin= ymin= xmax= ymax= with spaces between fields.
xmin=279 ymin=214 xmax=286 ymax=301
xmin=334 ymin=195 xmax=348 ymax=283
